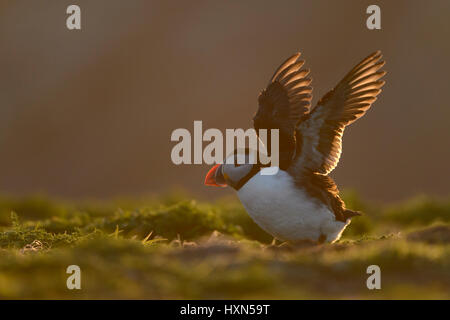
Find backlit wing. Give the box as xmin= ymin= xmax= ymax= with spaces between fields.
xmin=294 ymin=51 xmax=386 ymax=175
xmin=253 ymin=52 xmax=312 ymax=169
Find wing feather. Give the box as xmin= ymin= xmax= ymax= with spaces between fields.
xmin=253 ymin=52 xmax=313 ymax=169
xmin=293 ymin=51 xmax=386 ymax=175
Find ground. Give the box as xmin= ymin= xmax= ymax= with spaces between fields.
xmin=0 ymin=191 xmax=449 ymax=299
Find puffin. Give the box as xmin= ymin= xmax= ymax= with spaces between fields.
xmin=205 ymin=51 xmax=386 ymax=244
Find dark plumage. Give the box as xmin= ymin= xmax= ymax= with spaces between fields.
xmin=254 ymin=51 xmax=386 ymax=221
xmin=253 ymin=52 xmax=312 ymax=170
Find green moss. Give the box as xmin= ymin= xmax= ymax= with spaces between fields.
xmin=382 ymin=195 xmax=450 ymax=227
xmin=0 ymin=192 xmax=449 ymax=299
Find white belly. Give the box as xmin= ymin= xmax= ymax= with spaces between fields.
xmin=237 ymin=169 xmax=349 ymax=243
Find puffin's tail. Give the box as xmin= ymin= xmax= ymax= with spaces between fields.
xmin=343 ymin=209 xmax=362 ymax=221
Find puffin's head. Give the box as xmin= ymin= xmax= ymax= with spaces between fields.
xmin=204 ymin=150 xmax=258 ymax=191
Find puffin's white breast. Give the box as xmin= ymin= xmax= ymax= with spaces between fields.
xmin=237 ymin=169 xmax=349 ymax=243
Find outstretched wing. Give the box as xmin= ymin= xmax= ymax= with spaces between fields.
xmin=294 ymin=51 xmax=386 ymax=175
xmin=253 ymin=52 xmax=312 ymax=169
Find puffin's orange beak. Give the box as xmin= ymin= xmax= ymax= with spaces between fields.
xmin=204 ymin=164 xmax=227 ymax=187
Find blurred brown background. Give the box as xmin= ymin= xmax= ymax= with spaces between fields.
xmin=0 ymin=0 xmax=449 ymax=202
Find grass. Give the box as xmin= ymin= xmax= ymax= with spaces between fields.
xmin=0 ymin=191 xmax=449 ymax=299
